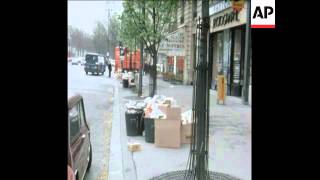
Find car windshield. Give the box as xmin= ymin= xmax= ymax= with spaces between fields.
xmin=85 ymin=54 xmax=98 ymax=64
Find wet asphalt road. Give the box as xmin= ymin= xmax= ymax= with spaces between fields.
xmin=68 ymin=63 xmax=114 ymax=180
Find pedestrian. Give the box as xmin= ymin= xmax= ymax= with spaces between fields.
xmin=108 ymin=60 xmax=112 ymax=78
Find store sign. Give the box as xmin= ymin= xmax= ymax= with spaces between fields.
xmin=232 ymin=0 xmax=245 ymax=12
xmin=212 ymin=11 xmax=239 ymax=29
xmin=251 ymin=0 xmax=275 ymax=28
xmin=159 ymin=30 xmax=184 ymax=56
xmin=209 ymin=1 xmax=232 ymax=16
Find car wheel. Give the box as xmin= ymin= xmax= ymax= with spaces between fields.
xmin=87 ymin=144 xmax=92 ymax=171
xmin=85 ymin=71 xmax=88 ymax=75
xmin=102 ymin=72 xmax=104 ymax=75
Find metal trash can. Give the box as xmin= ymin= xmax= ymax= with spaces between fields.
xmin=125 ymin=109 xmax=144 ymax=136
xmin=123 ymin=79 xmax=129 ymax=88
xmin=144 ymin=117 xmax=155 ymax=143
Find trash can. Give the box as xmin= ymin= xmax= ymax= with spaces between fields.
xmin=123 ymin=79 xmax=129 ymax=88
xmin=144 ymin=117 xmax=155 ymax=143
xmin=125 ymin=109 xmax=144 ymax=136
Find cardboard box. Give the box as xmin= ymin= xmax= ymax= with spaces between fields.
xmin=155 ymin=118 xmax=181 ymax=148
xmin=181 ymin=123 xmax=192 ymax=144
xmin=158 ymin=103 xmax=170 ymax=108
xmin=128 ymin=143 xmax=141 ymax=152
xmin=158 ymin=106 xmax=181 ymax=120
xmin=163 ymin=99 xmax=171 ymax=106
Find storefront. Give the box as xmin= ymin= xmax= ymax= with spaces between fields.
xmin=158 ymin=28 xmax=185 ymax=82
xmin=208 ymin=1 xmax=247 ymax=97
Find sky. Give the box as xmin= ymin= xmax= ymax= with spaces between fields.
xmin=68 ymin=0 xmax=123 ymax=35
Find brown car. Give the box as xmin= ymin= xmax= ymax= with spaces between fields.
xmin=68 ymin=93 xmax=92 ymax=180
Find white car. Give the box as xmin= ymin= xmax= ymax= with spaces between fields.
xmin=71 ymin=57 xmax=83 ymax=65
xmin=79 ymin=57 xmax=85 ymax=65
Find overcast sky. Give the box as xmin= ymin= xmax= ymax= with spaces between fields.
xmin=68 ymin=0 xmax=123 ymax=35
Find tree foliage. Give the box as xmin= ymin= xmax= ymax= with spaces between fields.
xmin=68 ymin=26 xmax=94 ymax=56
xmin=107 ymin=15 xmax=121 ymax=58
xmin=92 ymin=22 xmax=108 ymax=55
xmin=121 ymin=0 xmax=177 ymax=57
xmin=120 ymin=0 xmax=177 ymax=96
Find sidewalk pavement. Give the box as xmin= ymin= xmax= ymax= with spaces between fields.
xmin=109 ymin=74 xmax=251 ymax=180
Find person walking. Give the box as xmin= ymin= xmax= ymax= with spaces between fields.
xmin=107 ymin=59 xmax=112 ymax=78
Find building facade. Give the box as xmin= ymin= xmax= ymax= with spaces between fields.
xmin=159 ymin=0 xmax=251 ymax=104
xmin=185 ymin=0 xmax=251 ymax=104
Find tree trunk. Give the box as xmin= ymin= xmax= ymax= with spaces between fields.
xmin=138 ymin=3 xmax=145 ymax=97
xmin=149 ymin=5 xmax=157 ymax=97
xmin=186 ymin=0 xmax=210 ymax=179
xmin=130 ymin=51 xmax=132 ymax=70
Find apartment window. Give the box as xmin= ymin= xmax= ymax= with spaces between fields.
xmin=180 ymin=0 xmax=185 ymax=24
xmin=193 ymin=0 xmax=197 ymax=18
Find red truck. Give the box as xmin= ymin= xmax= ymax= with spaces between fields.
xmin=115 ymin=47 xmax=141 ymax=72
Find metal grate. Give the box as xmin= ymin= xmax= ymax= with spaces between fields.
xmin=150 ymin=170 xmax=241 ymax=180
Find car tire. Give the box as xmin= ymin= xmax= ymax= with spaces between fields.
xmin=102 ymin=72 xmax=104 ymax=75
xmin=85 ymin=71 xmax=88 ymax=75
xmin=87 ymin=144 xmax=92 ymax=171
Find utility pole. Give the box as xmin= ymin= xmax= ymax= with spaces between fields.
xmin=107 ymin=8 xmax=111 ymax=56
xmin=138 ymin=2 xmax=145 ymax=97
xmin=242 ymin=0 xmax=251 ymax=105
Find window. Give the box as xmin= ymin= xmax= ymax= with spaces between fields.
xmin=69 ymin=105 xmax=81 ymax=143
xmin=78 ymin=101 xmax=86 ymax=127
xmin=180 ymin=0 xmax=185 ymax=24
xmin=232 ymin=29 xmax=242 ymax=84
xmin=193 ymin=0 xmax=197 ymax=18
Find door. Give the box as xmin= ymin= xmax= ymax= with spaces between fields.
xmin=78 ymin=99 xmax=91 ymax=173
xmin=69 ymin=101 xmax=89 ymax=180
xmin=230 ymin=27 xmax=244 ymax=97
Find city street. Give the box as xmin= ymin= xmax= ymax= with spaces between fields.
xmin=68 ymin=63 xmax=114 ymax=180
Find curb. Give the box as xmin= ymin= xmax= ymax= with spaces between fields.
xmin=108 ymin=82 xmax=124 ymax=180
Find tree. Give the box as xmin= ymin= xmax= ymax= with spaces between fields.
xmin=119 ymin=12 xmax=139 ymax=52
xmin=121 ymin=0 xmax=177 ymax=97
xmin=107 ymin=15 xmax=121 ymax=59
xmin=68 ymin=26 xmax=94 ymax=56
xmin=92 ymin=22 xmax=108 ymax=55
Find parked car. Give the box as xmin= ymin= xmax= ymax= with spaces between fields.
xmin=68 ymin=93 xmax=92 ymax=180
xmin=80 ymin=57 xmax=85 ymax=65
xmin=84 ymin=53 xmax=106 ymax=75
xmin=72 ymin=57 xmax=82 ymax=65
xmin=68 ymin=165 xmax=75 ymax=180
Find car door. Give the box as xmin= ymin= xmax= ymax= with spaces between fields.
xmin=69 ymin=103 xmax=87 ymax=180
xmin=78 ymin=100 xmax=91 ymax=172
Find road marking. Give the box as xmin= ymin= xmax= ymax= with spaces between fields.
xmin=98 ymin=110 xmax=113 ymax=180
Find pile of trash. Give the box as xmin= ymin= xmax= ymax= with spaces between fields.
xmin=125 ymin=101 xmax=147 ymax=111
xmin=143 ymin=95 xmax=179 ymax=119
xmin=125 ymin=95 xmax=193 ymax=122
xmin=181 ymin=109 xmax=192 ymax=124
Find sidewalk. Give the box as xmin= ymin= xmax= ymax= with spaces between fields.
xmin=109 ymin=74 xmax=251 ymax=180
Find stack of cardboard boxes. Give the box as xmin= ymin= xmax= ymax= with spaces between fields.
xmin=146 ymin=98 xmax=192 ymax=148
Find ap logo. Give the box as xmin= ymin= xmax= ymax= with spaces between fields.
xmin=251 ymin=0 xmax=275 ymax=28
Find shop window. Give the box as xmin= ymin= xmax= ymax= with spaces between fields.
xmin=232 ymin=29 xmax=242 ymax=84
xmin=193 ymin=0 xmax=197 ymax=18
xmin=212 ymin=32 xmax=224 ymax=89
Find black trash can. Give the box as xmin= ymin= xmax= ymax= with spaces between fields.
xmin=125 ymin=109 xmax=144 ymax=136
xmin=123 ymin=79 xmax=129 ymax=88
xmin=144 ymin=117 xmax=155 ymax=143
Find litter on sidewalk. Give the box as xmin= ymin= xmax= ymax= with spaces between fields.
xmin=128 ymin=142 xmax=142 ymax=152
xmin=124 ymin=95 xmax=194 ymax=148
